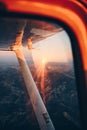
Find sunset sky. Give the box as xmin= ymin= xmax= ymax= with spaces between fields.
xmin=0 ymin=30 xmax=73 ymax=65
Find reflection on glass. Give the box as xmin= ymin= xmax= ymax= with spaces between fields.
xmin=0 ymin=18 xmax=81 ymax=130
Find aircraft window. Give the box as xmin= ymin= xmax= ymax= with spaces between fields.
xmin=0 ymin=18 xmax=82 ymax=130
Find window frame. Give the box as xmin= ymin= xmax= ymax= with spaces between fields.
xmin=0 ymin=0 xmax=87 ymax=129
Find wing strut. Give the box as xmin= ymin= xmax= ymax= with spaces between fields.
xmin=13 ymin=47 xmax=55 ymax=130
xmin=3 ymin=20 xmax=55 ymax=130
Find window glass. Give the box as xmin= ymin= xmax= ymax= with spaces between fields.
xmin=0 ymin=18 xmax=81 ymax=130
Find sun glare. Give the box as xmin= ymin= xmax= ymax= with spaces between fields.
xmin=41 ymin=58 xmax=47 ymax=65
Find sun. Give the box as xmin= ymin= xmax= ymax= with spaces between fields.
xmin=41 ymin=58 xmax=47 ymax=65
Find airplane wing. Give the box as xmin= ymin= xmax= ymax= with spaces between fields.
xmin=0 ymin=18 xmax=63 ymax=48
xmin=26 ymin=19 xmax=63 ymax=44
